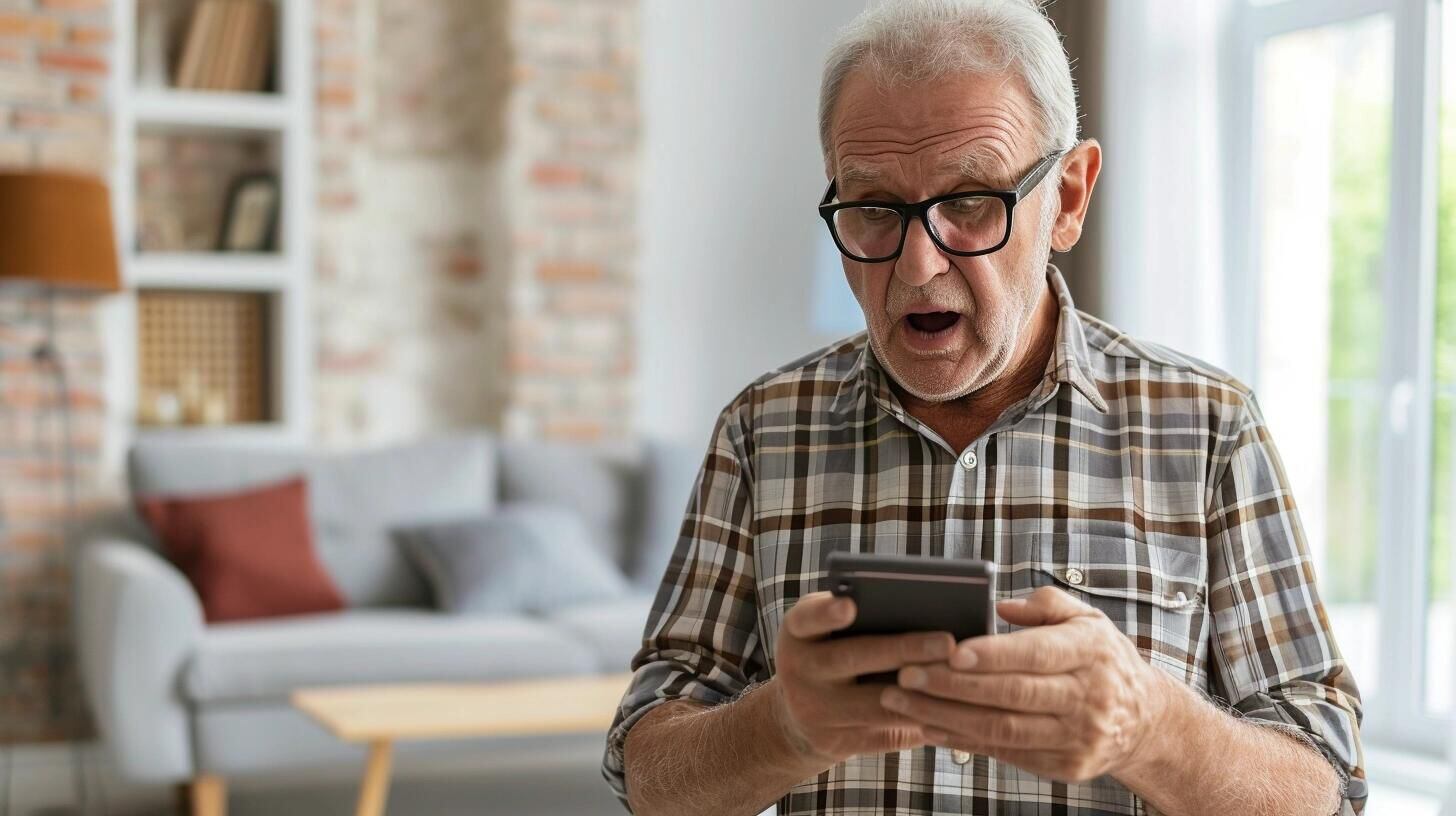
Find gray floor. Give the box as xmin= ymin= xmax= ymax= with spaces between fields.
xmin=4 ymin=739 xmax=1444 ymax=815
xmin=2 ymin=737 xmax=627 ymax=816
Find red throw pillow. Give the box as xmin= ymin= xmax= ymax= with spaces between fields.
xmin=139 ymin=477 xmax=345 ymax=623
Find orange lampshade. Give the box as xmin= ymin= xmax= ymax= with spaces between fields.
xmin=0 ymin=171 xmax=120 ymax=292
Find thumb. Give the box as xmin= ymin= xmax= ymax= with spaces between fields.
xmin=996 ymin=586 xmax=1092 ymax=627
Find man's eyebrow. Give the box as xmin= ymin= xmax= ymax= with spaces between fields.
xmin=838 ymin=161 xmax=880 ymax=183
xmin=943 ymin=146 xmax=1017 ymax=188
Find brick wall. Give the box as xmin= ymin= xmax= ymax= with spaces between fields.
xmin=313 ymin=0 xmax=512 ymax=444
xmin=0 ymin=0 xmax=639 ymax=742
xmin=312 ymin=0 xmax=638 ymax=446
xmin=0 ymin=0 xmax=115 ymax=741
xmin=499 ymin=0 xmax=637 ymax=443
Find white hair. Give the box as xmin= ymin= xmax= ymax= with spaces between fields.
xmin=819 ymin=0 xmax=1078 ymax=165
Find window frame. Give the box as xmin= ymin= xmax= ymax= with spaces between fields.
xmin=1224 ymin=0 xmax=1447 ymax=756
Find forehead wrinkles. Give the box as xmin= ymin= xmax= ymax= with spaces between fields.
xmin=833 ymin=107 xmax=1029 ymax=180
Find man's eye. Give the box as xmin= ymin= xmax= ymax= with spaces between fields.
xmin=944 ymin=198 xmax=989 ymax=214
xmin=856 ymin=207 xmax=896 ymax=222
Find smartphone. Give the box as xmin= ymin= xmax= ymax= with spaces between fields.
xmin=825 ymin=551 xmax=997 ymax=684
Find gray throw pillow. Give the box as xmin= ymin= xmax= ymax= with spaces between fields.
xmin=396 ymin=503 xmax=630 ymax=616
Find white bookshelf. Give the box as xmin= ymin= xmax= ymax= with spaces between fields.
xmin=130 ymin=253 xmax=293 ymax=290
xmin=109 ymin=0 xmax=314 ymax=444
xmin=132 ymin=88 xmax=290 ymax=130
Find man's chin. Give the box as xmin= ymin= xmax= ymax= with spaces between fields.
xmin=867 ymin=323 xmax=988 ymax=402
xmin=882 ymin=349 xmax=984 ymax=404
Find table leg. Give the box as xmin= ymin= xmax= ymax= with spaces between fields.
xmin=190 ymin=774 xmax=227 ymax=816
xmin=355 ymin=740 xmax=394 ymax=816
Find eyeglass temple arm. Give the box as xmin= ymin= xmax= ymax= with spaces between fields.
xmin=1014 ymin=149 xmax=1069 ymax=200
xmin=820 ymin=177 xmax=838 ymax=206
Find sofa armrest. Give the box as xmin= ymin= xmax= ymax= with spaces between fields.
xmin=76 ymin=538 xmax=203 ymax=782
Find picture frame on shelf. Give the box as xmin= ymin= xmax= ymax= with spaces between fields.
xmin=218 ymin=172 xmax=280 ymax=252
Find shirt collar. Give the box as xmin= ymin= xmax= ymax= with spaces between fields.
xmin=1044 ymin=264 xmax=1109 ymax=413
xmin=837 ymin=263 xmax=1109 ymax=421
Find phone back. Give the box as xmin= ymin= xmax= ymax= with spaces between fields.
xmin=826 ymin=551 xmax=996 ymax=642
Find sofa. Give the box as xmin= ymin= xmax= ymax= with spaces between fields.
xmin=75 ymin=432 xmax=697 ymax=791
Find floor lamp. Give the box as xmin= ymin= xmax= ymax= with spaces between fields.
xmin=0 ymin=171 xmax=121 ymax=500
xmin=0 ymin=171 xmax=120 ymax=814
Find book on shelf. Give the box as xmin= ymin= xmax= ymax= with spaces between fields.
xmin=172 ymin=0 xmax=214 ymax=88
xmin=213 ymin=0 xmax=243 ymax=90
xmin=173 ymin=0 xmax=275 ymax=93
xmin=244 ymin=2 xmax=276 ymax=92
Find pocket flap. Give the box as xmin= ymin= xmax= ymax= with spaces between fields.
xmin=1025 ymin=532 xmax=1206 ymax=612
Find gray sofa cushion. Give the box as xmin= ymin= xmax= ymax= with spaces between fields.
xmin=128 ymin=433 xmax=496 ymax=607
xmin=397 ymin=504 xmax=630 ymax=616
xmin=635 ymin=438 xmax=701 ymax=589
xmin=185 ymin=608 xmax=595 ymax=704
xmin=544 ymin=594 xmax=655 ymax=673
xmin=497 ymin=439 xmax=642 ymax=569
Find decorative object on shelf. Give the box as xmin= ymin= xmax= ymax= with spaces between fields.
xmin=178 ymin=368 xmax=206 ymax=423
xmin=201 ymin=391 xmax=230 ymax=425
xmin=218 ymin=172 xmax=280 ymax=252
xmin=136 ymin=131 xmax=275 ymax=254
xmin=137 ymin=290 xmax=271 ymax=426
xmin=175 ymin=0 xmax=277 ymax=93
xmin=139 ymin=388 xmax=184 ymax=426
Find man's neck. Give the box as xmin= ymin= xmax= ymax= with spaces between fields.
xmin=892 ymin=285 xmax=1059 ymax=453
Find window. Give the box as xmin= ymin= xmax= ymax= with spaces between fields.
xmin=1230 ymin=0 xmax=1448 ymax=754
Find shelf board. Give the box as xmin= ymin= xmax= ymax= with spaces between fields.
xmin=132 ymin=88 xmax=289 ymax=131
xmin=134 ymin=422 xmax=302 ymax=447
xmin=129 ymin=253 xmax=291 ymax=291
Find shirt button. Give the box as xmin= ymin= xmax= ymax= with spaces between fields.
xmin=1065 ymin=568 xmax=1085 ymax=586
xmin=1172 ymin=591 xmax=1188 ymax=605
xmin=952 ymin=749 xmax=972 ymax=765
xmin=959 ymin=450 xmax=978 ymax=469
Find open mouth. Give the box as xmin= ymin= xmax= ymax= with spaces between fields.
xmin=905 ymin=311 xmax=962 ymax=336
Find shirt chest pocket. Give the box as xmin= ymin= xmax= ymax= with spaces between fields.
xmin=1017 ymin=532 xmax=1210 ymax=684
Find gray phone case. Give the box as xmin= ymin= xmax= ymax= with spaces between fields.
xmin=825 ymin=551 xmax=997 ymax=684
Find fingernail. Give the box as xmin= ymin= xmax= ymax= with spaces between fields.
xmin=922 ymin=636 xmax=950 ymax=659
xmin=837 ymin=599 xmax=854 ymax=620
xmin=952 ymin=646 xmax=978 ymax=669
xmin=882 ymin=689 xmax=907 ymax=711
xmin=901 ymin=666 xmax=926 ymax=689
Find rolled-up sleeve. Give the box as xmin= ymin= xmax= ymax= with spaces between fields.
xmin=1206 ymin=395 xmax=1366 ymax=814
xmin=601 ymin=401 xmax=768 ymax=811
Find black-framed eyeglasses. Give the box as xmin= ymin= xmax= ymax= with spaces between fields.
xmin=818 ymin=149 xmax=1067 ymax=263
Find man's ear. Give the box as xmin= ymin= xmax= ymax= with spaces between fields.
xmin=1050 ymin=139 xmax=1102 ymax=253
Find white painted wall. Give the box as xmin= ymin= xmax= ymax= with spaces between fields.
xmin=636 ymin=0 xmax=869 ymax=446
xmin=1096 ymin=0 xmax=1233 ymax=371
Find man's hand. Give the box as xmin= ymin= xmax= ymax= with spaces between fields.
xmin=770 ymin=590 xmax=958 ymax=767
xmin=879 ymin=586 xmax=1174 ymax=783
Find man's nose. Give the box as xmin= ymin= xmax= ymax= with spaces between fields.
xmin=892 ymin=217 xmax=948 ymax=288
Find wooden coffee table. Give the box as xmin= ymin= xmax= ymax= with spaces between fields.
xmin=290 ymin=672 xmax=634 ymax=816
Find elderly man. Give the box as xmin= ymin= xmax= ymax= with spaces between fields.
xmin=602 ymin=1 xmax=1364 ymax=814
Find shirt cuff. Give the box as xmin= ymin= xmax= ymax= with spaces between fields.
xmin=1230 ymin=689 xmax=1367 ymax=815
xmin=601 ymin=661 xmax=745 ymax=811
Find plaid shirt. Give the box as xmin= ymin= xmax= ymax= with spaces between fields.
xmin=603 ymin=267 xmax=1365 ymax=815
